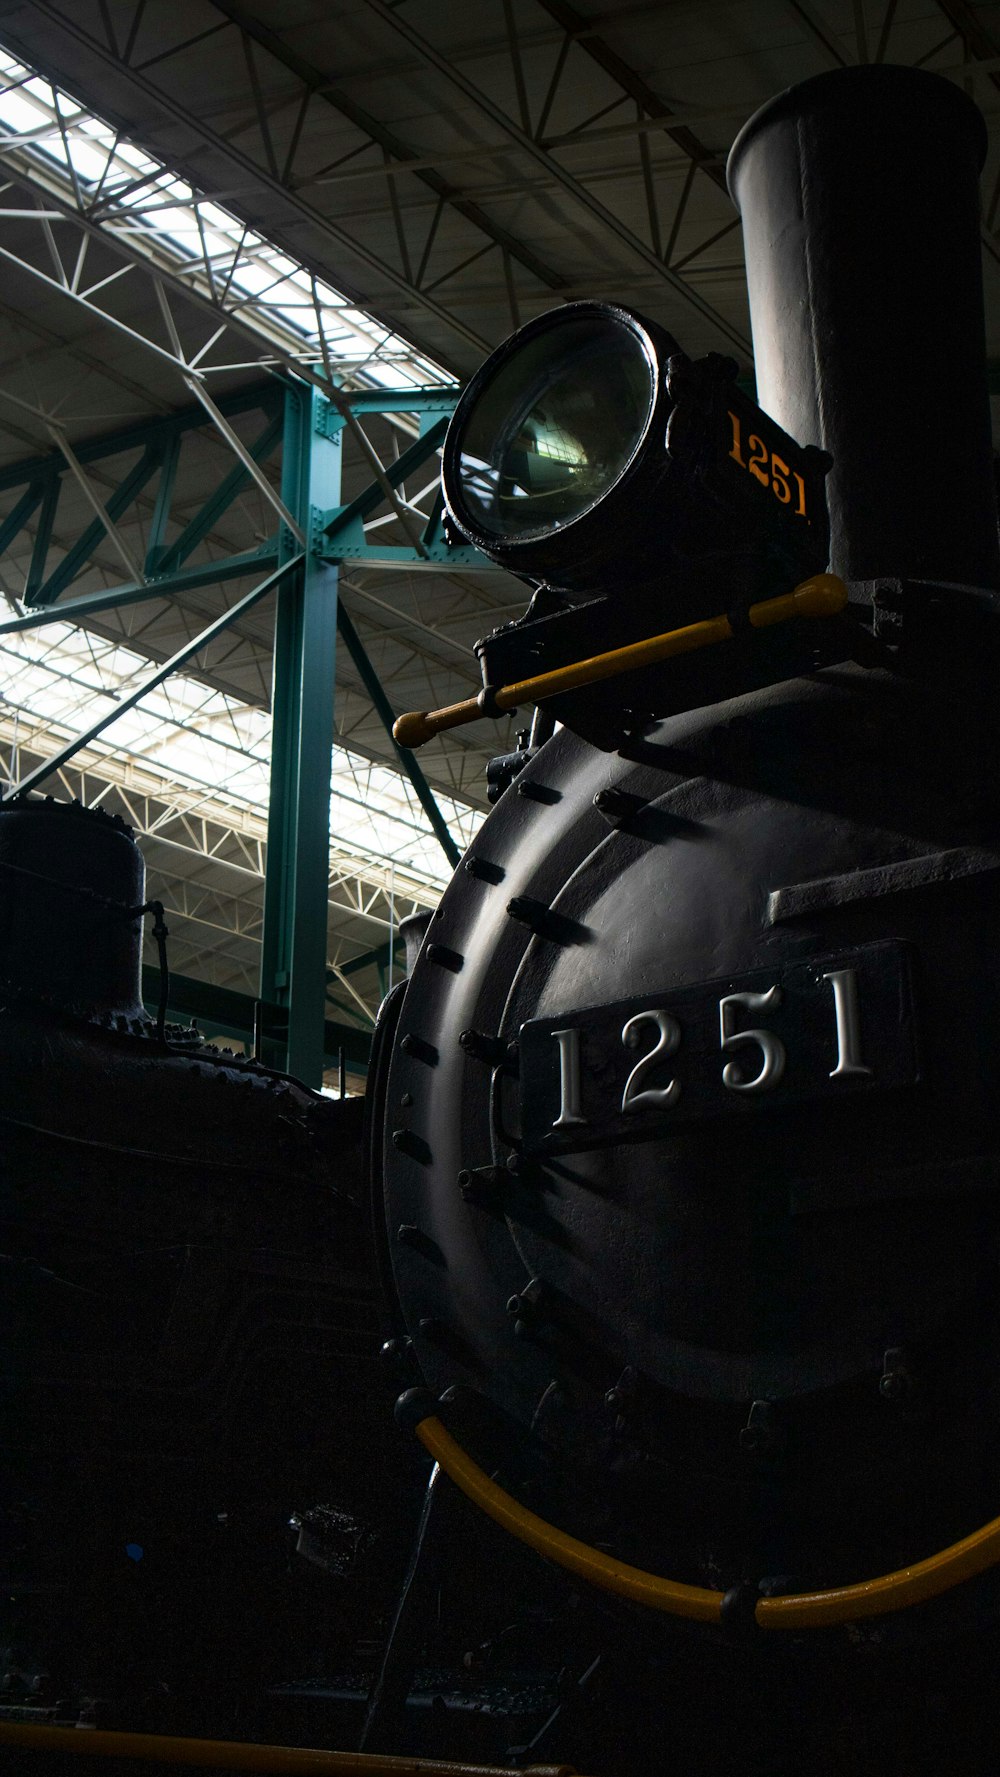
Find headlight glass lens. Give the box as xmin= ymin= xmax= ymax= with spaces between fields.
xmin=454 ymin=313 xmax=654 ymax=541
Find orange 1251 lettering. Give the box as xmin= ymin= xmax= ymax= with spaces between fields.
xmin=727 ymin=409 xmax=808 ymax=518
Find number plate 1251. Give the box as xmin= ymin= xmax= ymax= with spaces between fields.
xmin=517 ymin=941 xmax=918 ymax=1157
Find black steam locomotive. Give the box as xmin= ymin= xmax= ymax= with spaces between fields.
xmin=5 ymin=59 xmax=1000 ymax=1777
xmin=369 ymin=61 xmax=1000 ymax=1777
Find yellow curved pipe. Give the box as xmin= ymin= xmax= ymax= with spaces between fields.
xmin=414 ymin=1413 xmax=1000 ymax=1630
xmin=757 ymin=1514 xmax=1000 ymax=1629
xmin=0 ymin=1721 xmax=581 ymax=1776
xmin=416 ymin=1416 xmax=722 ymax=1623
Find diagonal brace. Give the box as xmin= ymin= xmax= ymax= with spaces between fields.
xmin=6 ymin=554 xmax=302 ymax=801
xmin=0 ymin=482 xmax=45 ymax=563
xmin=35 ymin=445 xmax=162 ymax=606
xmin=183 ymin=374 xmax=304 ymax=542
xmin=44 ymin=423 xmax=146 ymax=590
xmin=322 ymin=415 xmax=449 ymax=542
xmin=155 ymin=407 xmax=284 ymax=574
xmin=335 ymin=600 xmax=461 ymax=868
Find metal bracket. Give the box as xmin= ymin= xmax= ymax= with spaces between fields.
xmin=310 ymin=504 xmax=332 ymax=558
xmin=313 ymin=400 xmax=346 ymax=442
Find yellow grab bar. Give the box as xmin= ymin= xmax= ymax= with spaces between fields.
xmin=409 ymin=1405 xmax=1000 ymax=1631
xmin=392 ymin=574 xmax=848 ymax=749
xmin=0 ymin=1721 xmax=583 ymax=1776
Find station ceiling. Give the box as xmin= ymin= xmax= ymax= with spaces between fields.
xmin=0 ymin=0 xmax=998 ymax=1041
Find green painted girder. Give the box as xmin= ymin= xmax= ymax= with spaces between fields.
xmin=0 ymin=482 xmax=44 ymax=560
xmin=144 ymin=431 xmax=182 ymax=572
xmin=334 ymin=935 xmax=406 ymax=979
xmin=0 ymin=541 xmax=280 ymax=637
xmin=335 ymin=601 xmax=462 ymax=869
xmin=260 ymin=384 xmax=343 ymax=1087
xmin=25 ymin=476 xmax=60 ymax=604
xmin=335 ymin=386 xmax=458 ymax=415
xmin=322 ymin=535 xmax=491 ymax=569
xmin=0 ymin=381 xmax=280 ymax=494
xmin=140 ymin=964 xmax=370 ymax=1070
xmin=0 ymin=381 xmax=283 ymax=610
xmin=5 ymin=554 xmax=301 ymax=801
xmin=31 ymin=445 xmax=162 ymax=607
xmin=322 ymin=415 xmax=448 ymax=535
xmin=318 ymin=409 xmax=491 ymax=569
xmin=150 ymin=407 xmax=284 ymax=576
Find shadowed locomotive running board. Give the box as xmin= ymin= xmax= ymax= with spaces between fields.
xmin=768 ymin=845 xmax=1000 ymax=925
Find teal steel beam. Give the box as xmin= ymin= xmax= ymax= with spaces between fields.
xmin=336 ymin=935 xmax=406 ymax=979
xmin=322 ymin=416 xmax=448 ymax=537
xmin=323 ymin=537 xmax=490 ymax=570
xmin=335 ymin=602 xmax=461 ymax=869
xmin=336 ymin=386 xmax=457 ymax=414
xmin=140 ymin=964 xmax=370 ymax=1069
xmin=5 ymin=553 xmax=301 ymax=801
xmin=0 ymin=386 xmax=480 ymax=622
xmin=318 ymin=410 xmax=489 ymax=570
xmin=0 ymin=381 xmax=280 ymax=494
xmin=260 ymin=386 xmax=344 ymax=1086
xmin=325 ymin=986 xmax=374 ymax=1026
xmin=154 ymin=408 xmax=284 ymax=575
xmin=144 ymin=431 xmax=181 ymax=573
xmin=0 ymin=542 xmax=279 ymax=637
xmin=0 ymin=482 xmax=44 ymax=561
xmin=33 ymin=445 xmax=162 ymax=606
xmin=0 ymin=381 xmax=284 ymax=614
xmin=24 ymin=476 xmax=60 ymax=603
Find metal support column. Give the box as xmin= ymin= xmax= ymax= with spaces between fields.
xmin=260 ymin=384 xmax=343 ymax=1085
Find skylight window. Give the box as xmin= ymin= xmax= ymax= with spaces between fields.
xmin=0 ymin=46 xmax=456 ymax=390
xmin=0 ymin=40 xmax=481 ymax=961
xmin=0 ymin=618 xmax=480 ymax=897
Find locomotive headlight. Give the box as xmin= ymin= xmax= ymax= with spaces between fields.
xmin=442 ymin=303 xmax=672 ymax=600
xmin=442 ymin=300 xmax=831 ymax=624
xmin=448 ymin=307 xmax=656 ymax=542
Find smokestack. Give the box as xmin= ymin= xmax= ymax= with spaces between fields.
xmin=727 ymin=66 xmax=999 ymax=590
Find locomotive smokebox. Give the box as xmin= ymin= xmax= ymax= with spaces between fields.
xmin=728 ymin=65 xmax=999 ymax=590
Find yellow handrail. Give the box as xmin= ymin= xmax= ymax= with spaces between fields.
xmin=412 ymin=1410 xmax=1000 ymax=1631
xmin=0 ymin=1721 xmax=583 ymax=1776
xmin=392 ymin=574 xmax=848 ymax=749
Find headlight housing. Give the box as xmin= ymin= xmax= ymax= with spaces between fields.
xmin=448 ymin=305 xmax=659 ymax=546
xmin=442 ymin=301 xmax=830 ymax=629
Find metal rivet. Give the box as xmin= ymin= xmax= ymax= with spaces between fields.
xmin=425 ymin=942 xmax=463 ymax=972
xmin=593 ymin=786 xmax=644 ymax=824
xmin=506 ymin=1277 xmax=544 ymax=1322
xmin=459 ymin=1028 xmax=507 ymax=1064
xmin=506 ymin=895 xmax=580 ymax=944
xmin=516 ymin=779 xmax=561 ymax=804
xmin=464 ymin=855 xmax=505 ymax=883
xmin=458 ymin=1163 xmax=507 ymax=1203
xmin=507 ymin=894 xmax=549 ymax=933
xmin=392 ymin=1128 xmax=432 ymax=1164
